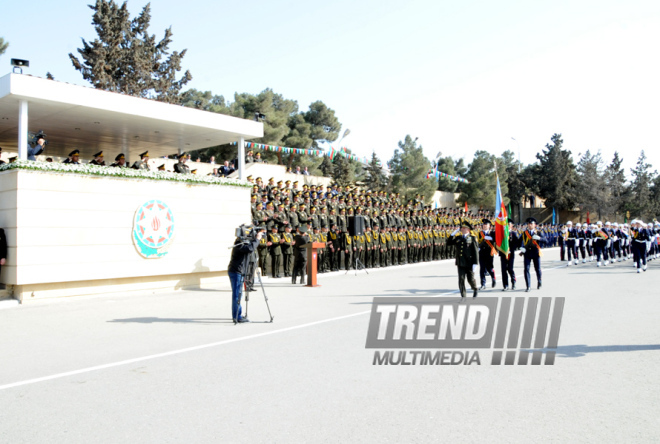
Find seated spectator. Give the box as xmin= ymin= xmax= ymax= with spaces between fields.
xmin=220 ymin=161 xmax=234 ymax=177
xmin=62 ymin=150 xmax=80 ymax=164
xmin=196 ymin=157 xmax=201 ymax=162
xmin=90 ymin=151 xmax=105 ymax=166
xmin=111 ymin=153 xmax=127 ymax=167
xmin=209 ymin=156 xmax=216 ymax=164
xmin=254 ymin=153 xmax=263 ymax=163
xmin=45 ymin=157 xmax=53 ymax=162
xmin=28 ymin=133 xmax=47 ymax=161
xmin=303 ymin=166 xmax=310 ymax=176
xmin=246 ymin=151 xmax=254 ymax=163
xmin=295 ymin=166 xmax=302 ymax=174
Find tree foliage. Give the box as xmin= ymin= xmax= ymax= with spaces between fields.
xmin=457 ymin=150 xmax=508 ymax=209
xmin=625 ymin=150 xmax=656 ymax=219
xmin=533 ymin=134 xmax=578 ymax=210
xmin=388 ymin=136 xmax=436 ymax=203
xmin=364 ymin=152 xmax=388 ymax=191
xmin=435 ymin=155 xmax=458 ymax=193
xmin=0 ymin=38 xmax=8 ymax=57
xmin=69 ymin=0 xmax=192 ymax=103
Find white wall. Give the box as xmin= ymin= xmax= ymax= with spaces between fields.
xmin=0 ymin=169 xmax=251 ymax=299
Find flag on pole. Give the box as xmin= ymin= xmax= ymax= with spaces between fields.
xmin=494 ymin=174 xmax=510 ymax=255
xmin=586 ymin=211 xmax=590 ymax=224
xmin=552 ymin=208 xmax=556 ymax=225
xmin=464 ymin=201 xmax=468 ymax=212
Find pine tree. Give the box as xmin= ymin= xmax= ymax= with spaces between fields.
xmin=435 ymin=155 xmax=458 ymax=192
xmin=626 ymin=150 xmax=656 ymax=219
xmin=457 ymin=151 xmax=508 ymax=209
xmin=365 ymin=152 xmax=388 ymax=191
xmin=332 ymin=154 xmax=354 ymax=186
xmin=69 ymin=0 xmax=192 ymax=103
xmin=535 ymin=134 xmax=578 ymax=210
xmin=388 ymin=136 xmax=436 ymax=203
xmin=0 ymin=38 xmax=8 ymax=57
xmin=604 ymin=151 xmax=628 ymax=218
xmin=576 ymin=150 xmax=608 ymax=219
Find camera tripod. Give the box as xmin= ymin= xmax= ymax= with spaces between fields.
xmin=241 ymin=267 xmax=274 ymax=325
xmin=345 ymin=254 xmax=369 ymax=276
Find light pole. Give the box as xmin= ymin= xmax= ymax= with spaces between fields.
xmin=337 ymin=129 xmax=351 ymax=147
xmin=511 ymin=137 xmax=521 ymax=173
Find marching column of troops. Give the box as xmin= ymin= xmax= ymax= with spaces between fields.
xmin=557 ymin=219 xmax=660 ymax=273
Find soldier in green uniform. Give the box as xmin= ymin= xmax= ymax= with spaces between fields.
xmin=372 ymin=226 xmax=381 ymax=268
xmin=268 ymin=226 xmax=283 ymax=278
xmin=328 ymin=222 xmax=341 ymax=271
xmin=257 ymin=227 xmax=269 ymax=277
xmin=320 ymin=226 xmax=330 ymax=273
xmin=282 ymin=225 xmax=294 ymax=277
xmin=364 ymin=226 xmax=373 ymax=268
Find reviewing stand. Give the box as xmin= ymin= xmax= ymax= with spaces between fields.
xmin=305 ymin=242 xmax=325 ymax=287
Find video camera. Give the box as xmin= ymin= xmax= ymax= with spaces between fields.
xmin=235 ymin=223 xmax=266 ymax=244
xmin=28 ymin=130 xmax=49 ymax=146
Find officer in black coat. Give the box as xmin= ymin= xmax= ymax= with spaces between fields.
xmin=477 ymin=218 xmax=497 ymax=290
xmin=499 ymin=219 xmax=520 ymax=291
xmin=446 ymin=221 xmax=479 ymax=298
xmin=292 ymin=226 xmax=311 ymax=284
xmin=519 ymin=217 xmax=547 ymax=292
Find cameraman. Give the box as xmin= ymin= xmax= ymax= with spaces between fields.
xmin=228 ymin=228 xmax=264 ymax=323
xmin=28 ymin=133 xmax=47 ymax=161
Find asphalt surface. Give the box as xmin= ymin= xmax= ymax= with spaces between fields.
xmin=1 ymin=248 xmax=659 ymax=443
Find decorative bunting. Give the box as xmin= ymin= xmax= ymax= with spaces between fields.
xmin=425 ymin=166 xmax=469 ymax=184
xmin=232 ymin=141 xmax=371 ymax=165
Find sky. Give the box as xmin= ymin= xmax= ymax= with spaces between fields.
xmin=2 ymin=0 xmax=660 ymax=177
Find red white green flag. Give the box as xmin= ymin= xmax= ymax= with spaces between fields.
xmin=495 ymin=174 xmax=510 ymax=255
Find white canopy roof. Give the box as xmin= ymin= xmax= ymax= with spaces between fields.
xmin=0 ymin=73 xmax=263 ymax=160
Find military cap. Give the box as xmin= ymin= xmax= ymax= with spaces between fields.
xmin=158 ymin=164 xmax=166 ymax=171
xmin=68 ymin=149 xmax=80 ymax=157
xmin=247 ymin=175 xmax=253 ymax=180
xmin=139 ymin=151 xmax=149 ymax=158
xmin=285 ymin=180 xmax=291 ymax=184
xmin=177 ymin=152 xmax=186 ymax=160
xmin=277 ymin=180 xmax=283 ymax=185
xmin=115 ymin=153 xmax=125 ymax=161
xmin=526 ymin=217 xmax=538 ymax=224
xmin=481 ymin=218 xmax=491 ymax=225
xmin=298 ymin=225 xmax=308 ymax=233
xmin=93 ymin=151 xmax=104 ymax=158
xmin=191 ymin=169 xmax=197 ymax=174
xmin=461 ymin=221 xmax=473 ymax=229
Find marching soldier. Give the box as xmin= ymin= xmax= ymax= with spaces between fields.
xmin=499 ymin=219 xmax=520 ymax=291
xmin=477 ymin=219 xmax=497 ymax=290
xmin=446 ymin=221 xmax=479 ymax=298
xmin=519 ymin=217 xmax=546 ymax=292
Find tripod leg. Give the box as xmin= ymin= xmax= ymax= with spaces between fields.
xmin=256 ymin=270 xmax=274 ymax=322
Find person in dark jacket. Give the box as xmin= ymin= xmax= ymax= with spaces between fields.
xmin=446 ymin=221 xmax=479 ymax=298
xmin=228 ymin=229 xmax=264 ymax=323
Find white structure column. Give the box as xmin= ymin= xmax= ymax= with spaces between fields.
xmin=18 ymin=100 xmax=28 ymax=160
xmin=237 ymin=137 xmax=245 ymax=180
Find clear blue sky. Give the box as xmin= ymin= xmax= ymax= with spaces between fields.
xmin=2 ymin=0 xmax=660 ymax=176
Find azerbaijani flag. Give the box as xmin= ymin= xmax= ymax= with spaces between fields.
xmin=494 ymin=174 xmax=509 ymax=255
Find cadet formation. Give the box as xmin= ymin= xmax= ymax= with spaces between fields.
xmin=248 ymin=175 xmax=660 ymax=296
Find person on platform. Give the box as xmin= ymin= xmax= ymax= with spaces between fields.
xmin=519 ymin=217 xmax=547 ymax=292
xmin=27 ymin=133 xmax=47 ymax=161
xmin=173 ymin=153 xmax=190 ymax=174
xmin=90 ymin=151 xmax=105 ymax=166
xmin=132 ymin=151 xmax=151 ymax=170
xmin=227 ymin=228 xmax=264 ymax=323
xmin=62 ymin=150 xmax=80 ymax=164
xmin=446 ymin=221 xmax=479 ymax=298
xmin=111 ymin=153 xmax=127 ymax=167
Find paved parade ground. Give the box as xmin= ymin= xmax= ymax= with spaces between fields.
xmin=1 ymin=247 xmax=659 ymax=443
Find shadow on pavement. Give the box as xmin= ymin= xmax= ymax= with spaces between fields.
xmin=551 ymin=344 xmax=660 ymax=358
xmin=108 ymin=317 xmax=233 ymax=324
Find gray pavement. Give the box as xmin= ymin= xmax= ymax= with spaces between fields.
xmin=1 ymin=248 xmax=659 ymax=443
